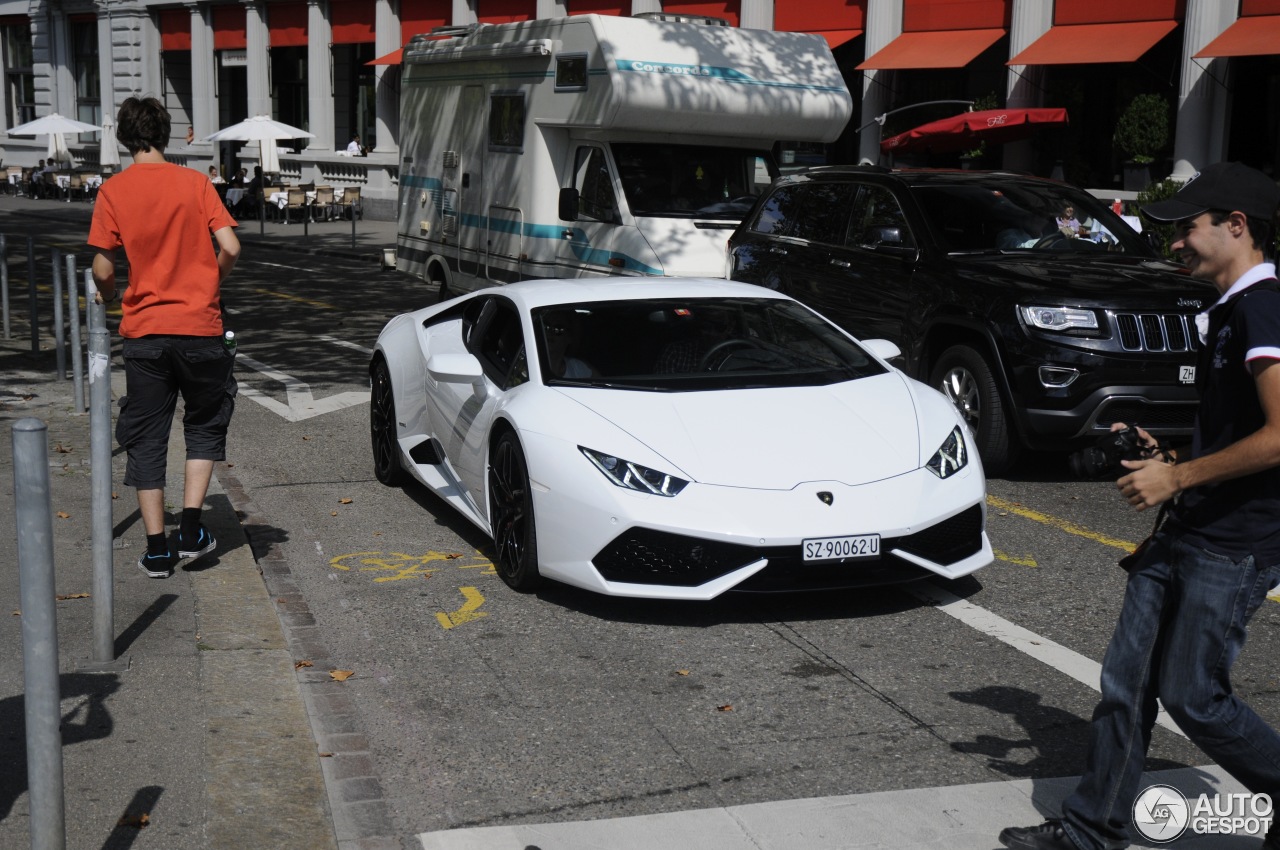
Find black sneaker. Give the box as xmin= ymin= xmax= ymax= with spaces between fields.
xmin=177 ymin=525 xmax=216 ymax=560
xmin=137 ymin=551 xmax=175 ymax=579
xmin=1000 ymin=821 xmax=1079 ymax=850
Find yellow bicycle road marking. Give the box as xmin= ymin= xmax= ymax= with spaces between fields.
xmin=987 ymin=494 xmax=1137 ymax=553
xmin=253 ymin=287 xmax=338 ymax=310
xmin=993 ymin=549 xmax=1038 ymax=567
xmin=331 ymin=550 xmax=494 ymax=582
xmin=436 ymin=587 xmax=487 ymax=629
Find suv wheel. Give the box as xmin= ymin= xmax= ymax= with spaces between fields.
xmin=930 ymin=345 xmax=1017 ymax=475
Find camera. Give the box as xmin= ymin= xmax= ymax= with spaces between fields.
xmin=1068 ymin=425 xmax=1150 ymax=478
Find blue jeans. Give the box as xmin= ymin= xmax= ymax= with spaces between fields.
xmin=1060 ymin=532 xmax=1280 ymax=850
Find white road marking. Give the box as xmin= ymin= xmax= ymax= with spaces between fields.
xmin=318 ymin=334 xmax=374 ymax=355
xmin=236 ymin=352 xmax=368 ymax=422
xmin=907 ymin=583 xmax=1186 ymax=739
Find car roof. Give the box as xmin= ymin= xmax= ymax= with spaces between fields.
xmin=478 ymin=277 xmax=792 ymax=311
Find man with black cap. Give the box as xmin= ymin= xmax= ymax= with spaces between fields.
xmin=1000 ymin=161 xmax=1280 ymax=850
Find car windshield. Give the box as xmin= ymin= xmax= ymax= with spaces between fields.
xmin=910 ymin=182 xmax=1152 ymax=255
xmin=611 ymin=143 xmax=775 ymax=220
xmin=533 ymin=297 xmax=888 ymax=391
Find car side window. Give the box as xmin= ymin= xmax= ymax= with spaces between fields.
xmin=473 ymin=300 xmax=529 ymax=388
xmin=847 ymin=185 xmax=915 ymax=250
xmin=574 ymin=146 xmax=619 ymax=224
xmin=749 ymin=184 xmax=803 ymax=236
xmin=786 ymin=182 xmax=856 ymax=246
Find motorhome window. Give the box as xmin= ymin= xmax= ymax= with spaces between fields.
xmin=611 ymin=143 xmax=776 ymax=221
xmin=574 ymin=147 xmax=620 ymax=224
xmin=555 ymin=54 xmax=588 ymax=91
xmin=488 ymin=92 xmax=526 ymax=152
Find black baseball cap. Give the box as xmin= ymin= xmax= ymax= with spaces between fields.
xmin=1141 ymin=161 xmax=1280 ymax=224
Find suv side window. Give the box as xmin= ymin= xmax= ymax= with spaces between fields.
xmin=847 ymin=184 xmax=915 ymax=250
xmin=749 ymin=184 xmax=802 ymax=236
xmin=787 ymin=182 xmax=856 ymax=245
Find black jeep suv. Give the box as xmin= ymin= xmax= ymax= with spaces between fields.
xmin=727 ymin=167 xmax=1218 ymax=474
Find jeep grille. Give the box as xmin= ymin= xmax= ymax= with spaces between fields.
xmin=1113 ymin=313 xmax=1198 ymax=353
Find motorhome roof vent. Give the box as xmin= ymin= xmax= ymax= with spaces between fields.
xmin=442 ymin=151 xmax=459 ymax=168
xmin=631 ymin=12 xmax=729 ymax=26
xmin=427 ymin=24 xmax=478 ymax=39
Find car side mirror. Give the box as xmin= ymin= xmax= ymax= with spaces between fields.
xmin=558 ymin=187 xmax=579 ymax=222
xmin=427 ymin=352 xmax=485 ymax=384
xmin=864 ymin=225 xmax=903 ymax=246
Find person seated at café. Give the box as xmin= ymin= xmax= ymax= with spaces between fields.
xmin=346 ymin=133 xmax=366 ymax=157
xmin=229 ymin=168 xmax=246 ymax=187
xmin=208 ymin=165 xmax=225 ymax=184
xmin=1055 ymin=203 xmax=1087 ymax=238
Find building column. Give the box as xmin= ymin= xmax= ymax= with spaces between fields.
xmin=189 ymin=3 xmax=217 ymax=141
xmin=104 ymin=3 xmax=158 ymax=101
xmin=452 ymin=0 xmax=475 ymax=25
xmin=374 ymin=0 xmax=398 ymax=153
xmin=858 ymin=0 xmax=901 ymax=165
xmin=95 ymin=4 xmax=114 ymax=119
xmin=306 ymin=0 xmax=334 ymax=151
xmin=630 ymin=0 xmax=661 ymax=14
xmin=1003 ymin=0 xmax=1051 ymax=173
xmin=536 ymin=0 xmax=566 ymax=17
xmin=739 ymin=0 xmax=773 ymax=30
xmin=245 ymin=0 xmax=270 ymax=116
xmin=1171 ymin=0 xmax=1236 ymax=181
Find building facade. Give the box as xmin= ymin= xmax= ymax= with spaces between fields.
xmin=0 ymin=0 xmax=1274 ymax=218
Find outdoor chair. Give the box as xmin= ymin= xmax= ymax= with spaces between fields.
xmin=311 ymin=186 xmax=335 ymax=222
xmin=335 ymin=186 xmax=362 ymax=221
xmin=283 ymin=188 xmax=309 ymax=224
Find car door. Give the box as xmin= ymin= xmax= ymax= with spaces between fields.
xmin=727 ymin=182 xmax=810 ymax=290
xmin=426 ymin=296 xmax=529 ymax=518
xmin=762 ymin=181 xmax=859 ymax=328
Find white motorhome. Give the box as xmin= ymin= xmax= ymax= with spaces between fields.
xmin=396 ymin=13 xmax=852 ymax=297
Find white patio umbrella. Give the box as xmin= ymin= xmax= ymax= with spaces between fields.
xmin=8 ymin=112 xmax=101 ymax=169
xmin=204 ymin=116 xmax=313 ymax=233
xmin=99 ymin=119 xmax=121 ymax=171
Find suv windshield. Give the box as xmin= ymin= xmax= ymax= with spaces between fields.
xmin=533 ymin=297 xmax=886 ymax=392
xmin=910 ymin=182 xmax=1152 ymax=255
xmin=611 ymin=143 xmax=775 ymax=220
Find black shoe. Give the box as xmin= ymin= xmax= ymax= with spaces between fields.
xmin=177 ymin=525 xmax=216 ymax=560
xmin=137 ymin=551 xmax=175 ymax=579
xmin=999 ymin=820 xmax=1079 ymax=850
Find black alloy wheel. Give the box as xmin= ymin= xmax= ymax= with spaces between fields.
xmin=370 ymin=360 xmax=407 ymax=486
xmin=488 ymin=431 xmax=542 ymax=592
xmin=929 ymin=344 xmax=1017 ymax=475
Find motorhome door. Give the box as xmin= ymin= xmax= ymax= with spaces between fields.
xmin=557 ymin=144 xmax=636 ymax=278
xmin=455 ymin=86 xmax=485 ymax=279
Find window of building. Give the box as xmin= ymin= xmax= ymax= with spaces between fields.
xmin=71 ymin=19 xmax=100 ymax=125
xmin=1 ymin=19 xmax=33 ymax=127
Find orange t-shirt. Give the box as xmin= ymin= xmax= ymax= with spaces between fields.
xmin=88 ymin=162 xmax=237 ymax=338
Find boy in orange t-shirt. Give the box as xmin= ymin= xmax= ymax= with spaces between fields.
xmin=88 ymin=96 xmax=241 ymax=579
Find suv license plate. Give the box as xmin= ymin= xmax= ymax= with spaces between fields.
xmin=802 ymin=534 xmax=881 ymax=562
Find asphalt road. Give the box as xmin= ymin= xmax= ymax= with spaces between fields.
xmin=216 ymin=247 xmax=1280 ymax=843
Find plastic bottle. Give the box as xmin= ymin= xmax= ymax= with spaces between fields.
xmin=1112 ymin=198 xmax=1123 ymax=216
xmin=223 ymin=330 xmax=237 ymax=354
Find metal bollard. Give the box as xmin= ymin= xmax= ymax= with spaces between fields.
xmin=27 ymin=235 xmax=37 ymax=353
xmin=51 ymin=249 xmax=65 ymax=380
xmin=1 ymin=233 xmax=9 ymax=340
xmin=66 ymin=254 xmax=83 ymax=413
xmin=12 ymin=418 xmax=68 ymax=850
xmin=88 ymin=311 xmax=115 ymax=665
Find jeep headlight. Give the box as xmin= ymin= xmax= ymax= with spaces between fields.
xmin=926 ymin=426 xmax=968 ymax=479
xmin=1021 ymin=305 xmax=1098 ymax=332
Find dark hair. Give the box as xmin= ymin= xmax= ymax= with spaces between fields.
xmin=1208 ymin=209 xmax=1274 ymax=256
xmin=116 ymin=96 xmax=171 ymax=155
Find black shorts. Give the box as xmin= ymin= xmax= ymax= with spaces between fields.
xmin=116 ymin=335 xmax=237 ymax=489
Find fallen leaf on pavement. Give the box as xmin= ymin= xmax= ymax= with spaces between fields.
xmin=716 ymin=704 xmax=734 ymax=712
xmin=55 ymin=593 xmax=89 ymax=601
xmin=302 ymin=435 xmax=312 ymax=441
xmin=53 ymin=442 xmax=72 ymax=453
xmin=112 ymin=491 xmax=119 ymax=500
xmin=330 ymin=511 xmax=338 ymax=517
xmin=295 ymin=660 xmax=313 ymax=670
xmin=11 ymin=610 xmax=19 ymax=616
xmin=330 ymin=670 xmax=355 ymax=682
xmin=338 ymin=497 xmax=352 ymax=504
xmin=676 ymin=670 xmax=690 ymax=676
xmin=117 ymin=812 xmax=150 ymax=829
xmin=318 ymin=751 xmax=333 ymax=757
xmin=445 ymin=553 xmax=462 ymax=559
xmin=56 ymin=511 xmax=70 ymax=519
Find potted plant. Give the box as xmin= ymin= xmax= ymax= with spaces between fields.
xmin=1114 ymin=94 xmax=1168 ymax=190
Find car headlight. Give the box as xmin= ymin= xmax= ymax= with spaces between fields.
xmin=580 ymin=447 xmax=688 ymax=496
xmin=1021 ymin=305 xmax=1098 ymax=332
xmin=926 ymin=426 xmax=968 ymax=479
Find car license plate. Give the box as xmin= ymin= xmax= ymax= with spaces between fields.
xmin=802 ymin=534 xmax=881 ymax=562
xmin=1179 ymin=365 xmax=1196 ymax=384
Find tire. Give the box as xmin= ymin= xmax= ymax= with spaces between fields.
xmin=929 ymin=345 xmax=1018 ymax=475
xmin=488 ymin=431 xmax=542 ymax=592
xmin=370 ymin=360 xmax=407 ymax=486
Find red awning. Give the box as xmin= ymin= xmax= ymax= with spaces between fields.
xmin=1008 ymin=20 xmax=1177 ymax=65
xmin=1194 ymin=15 xmax=1280 ymax=58
xmin=367 ymin=48 xmax=403 ymax=65
xmin=857 ymin=28 xmax=1004 ymax=70
xmin=881 ymin=107 xmax=1069 ymax=155
xmin=812 ymin=29 xmax=863 ymax=49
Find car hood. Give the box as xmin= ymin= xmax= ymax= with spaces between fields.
xmin=952 ymin=254 xmax=1218 ymax=309
xmin=557 ymin=372 xmax=923 ymax=489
